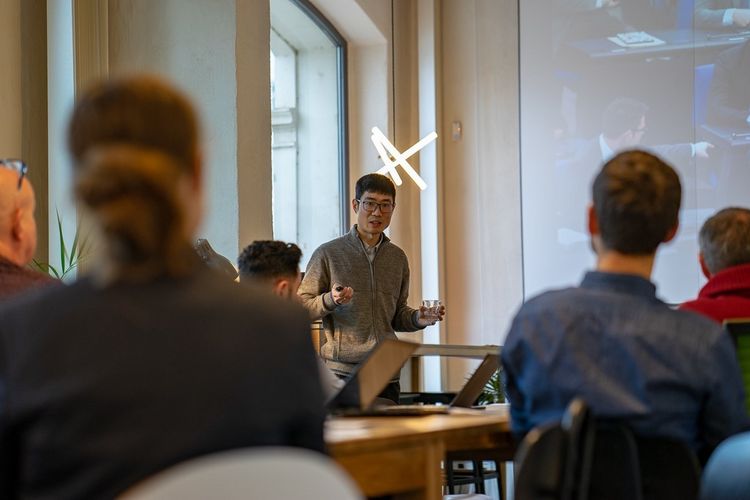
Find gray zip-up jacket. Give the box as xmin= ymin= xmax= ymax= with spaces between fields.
xmin=298 ymin=226 xmax=423 ymax=376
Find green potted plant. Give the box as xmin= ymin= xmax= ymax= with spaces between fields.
xmin=475 ymin=369 xmax=504 ymax=405
xmin=32 ymin=211 xmax=90 ymax=280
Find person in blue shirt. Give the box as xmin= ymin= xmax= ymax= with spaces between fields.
xmin=502 ymin=150 xmax=748 ymax=458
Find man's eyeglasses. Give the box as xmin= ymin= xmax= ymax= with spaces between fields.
xmin=0 ymin=159 xmax=28 ymax=191
xmin=357 ymin=199 xmax=395 ymax=214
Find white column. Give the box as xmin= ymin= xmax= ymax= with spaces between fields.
xmin=418 ymin=0 xmax=443 ymax=392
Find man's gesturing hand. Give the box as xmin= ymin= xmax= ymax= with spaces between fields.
xmin=332 ymin=282 xmax=354 ymax=305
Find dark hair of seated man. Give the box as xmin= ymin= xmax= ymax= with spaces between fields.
xmin=592 ymin=149 xmax=681 ymax=255
xmin=238 ymin=240 xmax=301 ymax=280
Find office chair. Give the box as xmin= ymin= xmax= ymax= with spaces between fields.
xmin=637 ymin=435 xmax=700 ymax=500
xmin=589 ymin=424 xmax=700 ymax=500
xmin=194 ymin=238 xmax=238 ymax=280
xmin=514 ymin=398 xmax=594 ymax=500
xmin=515 ymin=424 xmax=568 ymax=500
xmin=701 ymin=431 xmax=750 ymax=500
xmin=587 ymin=424 xmax=642 ymax=500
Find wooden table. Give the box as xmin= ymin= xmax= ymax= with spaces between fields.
xmin=326 ymin=410 xmax=514 ymax=499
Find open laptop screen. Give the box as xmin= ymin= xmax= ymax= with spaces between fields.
xmin=327 ymin=339 xmax=418 ymax=411
xmin=724 ymin=320 xmax=750 ymax=415
xmin=451 ymin=354 xmax=501 ymax=408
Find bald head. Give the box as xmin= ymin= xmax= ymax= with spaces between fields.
xmin=0 ymin=169 xmax=37 ymax=266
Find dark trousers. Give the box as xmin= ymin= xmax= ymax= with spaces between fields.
xmin=377 ymin=381 xmax=400 ymax=405
xmin=335 ymin=375 xmax=400 ymax=405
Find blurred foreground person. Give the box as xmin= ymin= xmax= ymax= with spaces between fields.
xmin=0 ymin=76 xmax=325 ymax=499
xmin=0 ymin=160 xmax=55 ymax=299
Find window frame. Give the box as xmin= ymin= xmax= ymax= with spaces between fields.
xmin=288 ymin=0 xmax=350 ymax=233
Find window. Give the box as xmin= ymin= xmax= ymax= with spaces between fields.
xmin=270 ymin=0 xmax=348 ymax=268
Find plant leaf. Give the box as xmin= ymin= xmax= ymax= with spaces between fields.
xmin=47 ymin=264 xmax=61 ymax=279
xmin=69 ymin=222 xmax=81 ymax=264
xmin=56 ymin=209 xmax=68 ymax=273
xmin=31 ymin=259 xmax=48 ymax=274
xmin=31 ymin=259 xmax=59 ymax=279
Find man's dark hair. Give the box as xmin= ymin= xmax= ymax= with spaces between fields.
xmin=592 ymin=150 xmax=681 ymax=255
xmin=699 ymin=207 xmax=750 ymax=275
xmin=355 ymin=173 xmax=396 ymax=201
xmin=602 ymin=97 xmax=649 ymax=139
xmin=237 ymin=240 xmax=302 ymax=281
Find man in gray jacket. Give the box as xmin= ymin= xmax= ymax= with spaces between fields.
xmin=298 ymin=173 xmax=445 ymax=403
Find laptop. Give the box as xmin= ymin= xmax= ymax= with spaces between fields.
xmin=331 ymin=349 xmax=500 ymax=416
xmin=724 ymin=319 xmax=750 ymax=414
xmin=327 ymin=338 xmax=419 ymax=412
xmin=371 ymin=353 xmax=501 ymax=416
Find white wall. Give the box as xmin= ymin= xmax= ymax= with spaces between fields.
xmin=107 ymin=0 xmax=272 ymax=260
xmin=236 ymin=0 xmax=273 ymax=253
xmin=0 ymin=0 xmax=22 ymax=158
xmin=439 ymin=0 xmax=522 ymax=390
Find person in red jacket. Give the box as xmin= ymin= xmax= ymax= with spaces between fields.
xmin=681 ymin=207 xmax=750 ymax=322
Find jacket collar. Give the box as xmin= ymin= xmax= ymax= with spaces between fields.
xmin=699 ymin=263 xmax=750 ymax=299
xmin=580 ymin=271 xmax=657 ymax=300
xmin=346 ymin=225 xmax=390 ymax=249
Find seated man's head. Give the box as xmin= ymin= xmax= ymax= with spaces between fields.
xmin=0 ymin=160 xmax=37 ymax=266
xmin=589 ymin=150 xmax=681 ymax=257
xmin=698 ymin=207 xmax=750 ymax=278
xmin=353 ymin=173 xmax=396 ymax=240
xmin=602 ymin=97 xmax=649 ymax=150
xmin=238 ymin=240 xmax=302 ymax=300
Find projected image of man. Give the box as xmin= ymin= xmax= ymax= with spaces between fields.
xmin=574 ymin=98 xmax=713 ymax=173
xmin=707 ymin=39 xmax=750 ymax=129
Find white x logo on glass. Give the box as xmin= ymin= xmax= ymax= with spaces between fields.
xmin=370 ymin=126 xmax=437 ymax=191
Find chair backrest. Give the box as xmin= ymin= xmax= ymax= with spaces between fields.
xmin=514 ymin=398 xmax=593 ymax=500
xmin=515 ymin=424 xmax=569 ymax=500
xmin=119 ymin=447 xmax=363 ymax=500
xmin=588 ymin=424 xmax=642 ymax=500
xmin=561 ymin=399 xmax=594 ymax=500
xmin=700 ymin=431 xmax=750 ymax=500
xmin=724 ymin=319 xmax=750 ymax=415
xmin=589 ymin=424 xmax=700 ymax=500
xmin=636 ymin=435 xmax=700 ymax=500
